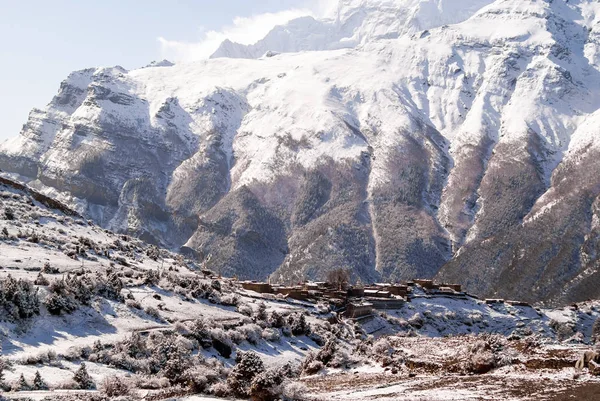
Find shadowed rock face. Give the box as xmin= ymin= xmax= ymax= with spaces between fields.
xmin=3 ymin=1 xmax=600 ymax=304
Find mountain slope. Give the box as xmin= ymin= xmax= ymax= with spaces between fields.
xmin=2 ymin=0 xmax=600 ymax=303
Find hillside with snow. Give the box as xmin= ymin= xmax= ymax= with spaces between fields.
xmin=2 ymin=176 xmax=600 ymax=400
xmin=2 ymin=0 xmax=600 ymax=304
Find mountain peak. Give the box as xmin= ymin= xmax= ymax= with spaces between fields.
xmin=210 ymin=0 xmax=496 ymax=59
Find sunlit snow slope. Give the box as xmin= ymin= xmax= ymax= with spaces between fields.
xmin=2 ymin=0 xmax=600 ymax=304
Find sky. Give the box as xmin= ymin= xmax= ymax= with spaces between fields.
xmin=0 ymin=0 xmax=335 ymax=141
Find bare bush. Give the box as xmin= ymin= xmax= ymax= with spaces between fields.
xmin=327 ymin=268 xmax=350 ymax=291
xmin=101 ymin=376 xmax=130 ymax=397
xmin=280 ymin=380 xmax=309 ymax=400
xmin=144 ymin=306 xmax=162 ymax=321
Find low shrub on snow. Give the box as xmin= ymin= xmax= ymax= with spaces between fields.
xmin=262 ymin=327 xmax=281 ymax=342
xmin=250 ymin=364 xmax=296 ymax=401
xmin=186 ymin=363 xmax=227 ymax=393
xmin=239 ymin=323 xmax=263 ymax=345
xmin=101 ymin=376 xmax=130 ymax=397
xmin=220 ymin=292 xmax=240 ymax=306
xmin=237 ymin=302 xmax=253 ymax=317
xmin=144 ymin=306 xmax=162 ymax=321
xmin=372 ymin=338 xmax=393 ymax=360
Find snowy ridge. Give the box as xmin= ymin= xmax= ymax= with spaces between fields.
xmin=210 ymin=0 xmax=496 ymax=59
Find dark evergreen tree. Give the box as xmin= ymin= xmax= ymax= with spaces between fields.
xmin=33 ymin=370 xmax=48 ymax=390
xmin=73 ymin=363 xmax=95 ymax=390
xmin=16 ymin=373 xmax=30 ymax=391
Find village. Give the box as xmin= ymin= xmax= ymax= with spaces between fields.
xmin=236 ymin=273 xmax=530 ymax=319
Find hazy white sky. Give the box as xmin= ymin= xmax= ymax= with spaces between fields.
xmin=0 ymin=0 xmax=335 ymax=141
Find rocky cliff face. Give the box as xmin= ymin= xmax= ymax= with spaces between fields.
xmin=2 ymin=0 xmax=600 ymax=304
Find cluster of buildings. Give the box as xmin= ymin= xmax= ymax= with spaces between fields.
xmin=239 ymin=278 xmax=466 ymax=319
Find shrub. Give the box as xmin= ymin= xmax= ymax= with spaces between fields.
xmin=227 ymin=351 xmax=265 ymax=397
xmin=101 ymin=376 xmax=130 ymax=397
xmin=303 ymin=359 xmax=324 ymax=375
xmin=189 ymin=319 xmax=213 ymax=349
xmin=0 ymin=356 xmax=8 ymax=391
xmin=95 ymin=273 xmax=123 ymax=301
xmin=329 ymin=349 xmax=355 ymax=369
xmin=4 ymin=207 xmax=15 ymax=220
xmin=210 ymin=381 xmax=231 ymax=397
xmin=372 ymin=338 xmax=393 ymax=359
xmin=262 ymin=328 xmax=281 ymax=342
xmin=250 ymin=368 xmax=288 ymax=401
xmin=549 ymin=319 xmax=575 ymax=341
xmin=146 ymin=246 xmax=160 ymax=261
xmin=150 ymin=337 xmax=191 ymax=384
xmin=144 ymin=306 xmax=162 ymax=320
xmin=125 ymin=299 xmax=142 ymax=309
xmin=269 ymin=310 xmax=287 ymax=328
xmin=237 ymin=303 xmax=253 ymax=317
xmin=255 ymin=302 xmax=268 ymax=321
xmin=44 ymin=276 xmax=95 ymax=315
xmin=408 ymin=313 xmax=424 ymax=329
xmin=240 ymin=324 xmax=263 ymax=345
xmin=210 ymin=328 xmax=234 ymax=358
xmin=185 ymin=365 xmax=222 ymax=393
xmin=221 ymin=293 xmax=240 ymax=306
xmin=280 ymin=380 xmax=309 ymax=400
xmin=42 ymin=262 xmax=59 ymax=274
xmin=208 ymin=291 xmax=221 ymax=304
xmin=144 ymin=269 xmax=160 ymax=285
xmin=44 ymin=292 xmax=77 ymax=315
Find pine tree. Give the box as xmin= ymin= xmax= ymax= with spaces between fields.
xmin=33 ymin=370 xmax=48 ymax=390
xmin=73 ymin=363 xmax=95 ymax=390
xmin=16 ymin=373 xmax=30 ymax=391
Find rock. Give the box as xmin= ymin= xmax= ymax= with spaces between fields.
xmin=589 ymin=360 xmax=600 ymax=376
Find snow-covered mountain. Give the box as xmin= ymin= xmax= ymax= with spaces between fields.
xmin=210 ymin=0 xmax=496 ymax=59
xmin=2 ymin=0 xmax=600 ymax=304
